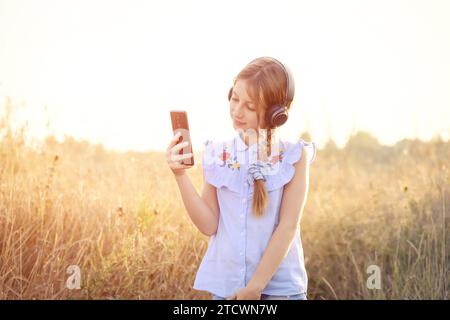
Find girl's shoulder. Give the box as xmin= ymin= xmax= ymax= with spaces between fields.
xmin=202 ymin=137 xmax=235 ymax=166
xmin=260 ymin=138 xmax=317 ymax=191
xmin=201 ymin=137 xmax=241 ymax=192
xmin=279 ymin=138 xmax=317 ymax=165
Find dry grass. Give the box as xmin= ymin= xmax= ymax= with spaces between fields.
xmin=0 ymin=98 xmax=448 ymax=299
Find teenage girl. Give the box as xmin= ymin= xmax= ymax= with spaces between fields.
xmin=166 ymin=57 xmax=316 ymax=300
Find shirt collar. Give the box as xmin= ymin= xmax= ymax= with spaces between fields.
xmin=235 ymin=133 xmax=258 ymax=152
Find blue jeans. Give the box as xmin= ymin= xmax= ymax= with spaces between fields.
xmin=212 ymin=292 xmax=307 ymax=300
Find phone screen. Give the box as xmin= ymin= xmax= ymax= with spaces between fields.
xmin=170 ymin=110 xmax=194 ymax=166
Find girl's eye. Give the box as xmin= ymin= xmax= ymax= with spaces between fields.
xmin=231 ymin=96 xmax=255 ymax=111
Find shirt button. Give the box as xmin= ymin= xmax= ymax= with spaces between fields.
xmin=242 ymin=198 xmax=246 ymax=204
xmin=240 ymin=214 xmax=244 ymax=218
xmin=240 ymin=252 xmax=243 ymax=256
xmin=240 ymin=231 xmax=244 ymax=236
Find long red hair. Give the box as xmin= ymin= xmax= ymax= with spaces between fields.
xmin=230 ymin=57 xmax=294 ymax=217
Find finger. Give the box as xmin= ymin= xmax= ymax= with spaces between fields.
xmin=167 ymin=132 xmax=182 ymax=150
xmin=169 ymin=158 xmax=193 ymax=167
xmin=171 ymin=141 xmax=190 ymax=154
xmin=165 ymin=151 xmax=191 ymax=165
xmin=227 ymin=294 xmax=236 ymax=300
xmin=170 ymin=163 xmax=192 ymax=170
xmin=170 ymin=153 xmax=193 ymax=162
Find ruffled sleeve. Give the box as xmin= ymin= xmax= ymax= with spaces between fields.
xmin=202 ymin=139 xmax=241 ymax=193
xmin=264 ymin=139 xmax=317 ymax=192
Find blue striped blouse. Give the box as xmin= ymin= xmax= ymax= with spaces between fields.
xmin=193 ymin=133 xmax=317 ymax=298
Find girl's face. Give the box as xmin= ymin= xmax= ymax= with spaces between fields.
xmin=229 ymin=80 xmax=265 ymax=133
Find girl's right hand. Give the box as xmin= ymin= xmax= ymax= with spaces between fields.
xmin=166 ymin=132 xmax=193 ymax=176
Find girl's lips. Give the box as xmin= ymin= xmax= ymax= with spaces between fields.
xmin=234 ymin=119 xmax=246 ymax=126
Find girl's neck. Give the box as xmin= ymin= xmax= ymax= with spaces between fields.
xmin=239 ymin=128 xmax=278 ymax=146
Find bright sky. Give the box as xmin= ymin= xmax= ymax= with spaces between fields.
xmin=1 ymin=0 xmax=449 ymax=152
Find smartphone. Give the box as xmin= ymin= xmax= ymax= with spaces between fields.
xmin=170 ymin=110 xmax=194 ymax=166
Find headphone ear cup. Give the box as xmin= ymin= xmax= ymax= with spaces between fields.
xmin=228 ymin=87 xmax=233 ymax=101
xmin=267 ymin=106 xmax=289 ymax=127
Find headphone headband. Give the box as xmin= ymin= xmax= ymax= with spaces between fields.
xmin=228 ymin=57 xmax=295 ymax=128
xmin=248 ymin=56 xmax=295 ymax=108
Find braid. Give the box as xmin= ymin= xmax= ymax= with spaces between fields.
xmin=250 ymin=129 xmax=267 ymax=217
xmin=267 ymin=128 xmax=272 ymax=158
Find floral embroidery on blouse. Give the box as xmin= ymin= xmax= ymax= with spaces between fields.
xmin=219 ymin=145 xmax=240 ymax=170
xmin=218 ymin=143 xmax=285 ymax=172
xmin=270 ymin=149 xmax=284 ymax=165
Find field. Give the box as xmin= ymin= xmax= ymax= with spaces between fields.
xmin=1 ymin=100 xmax=448 ymax=299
